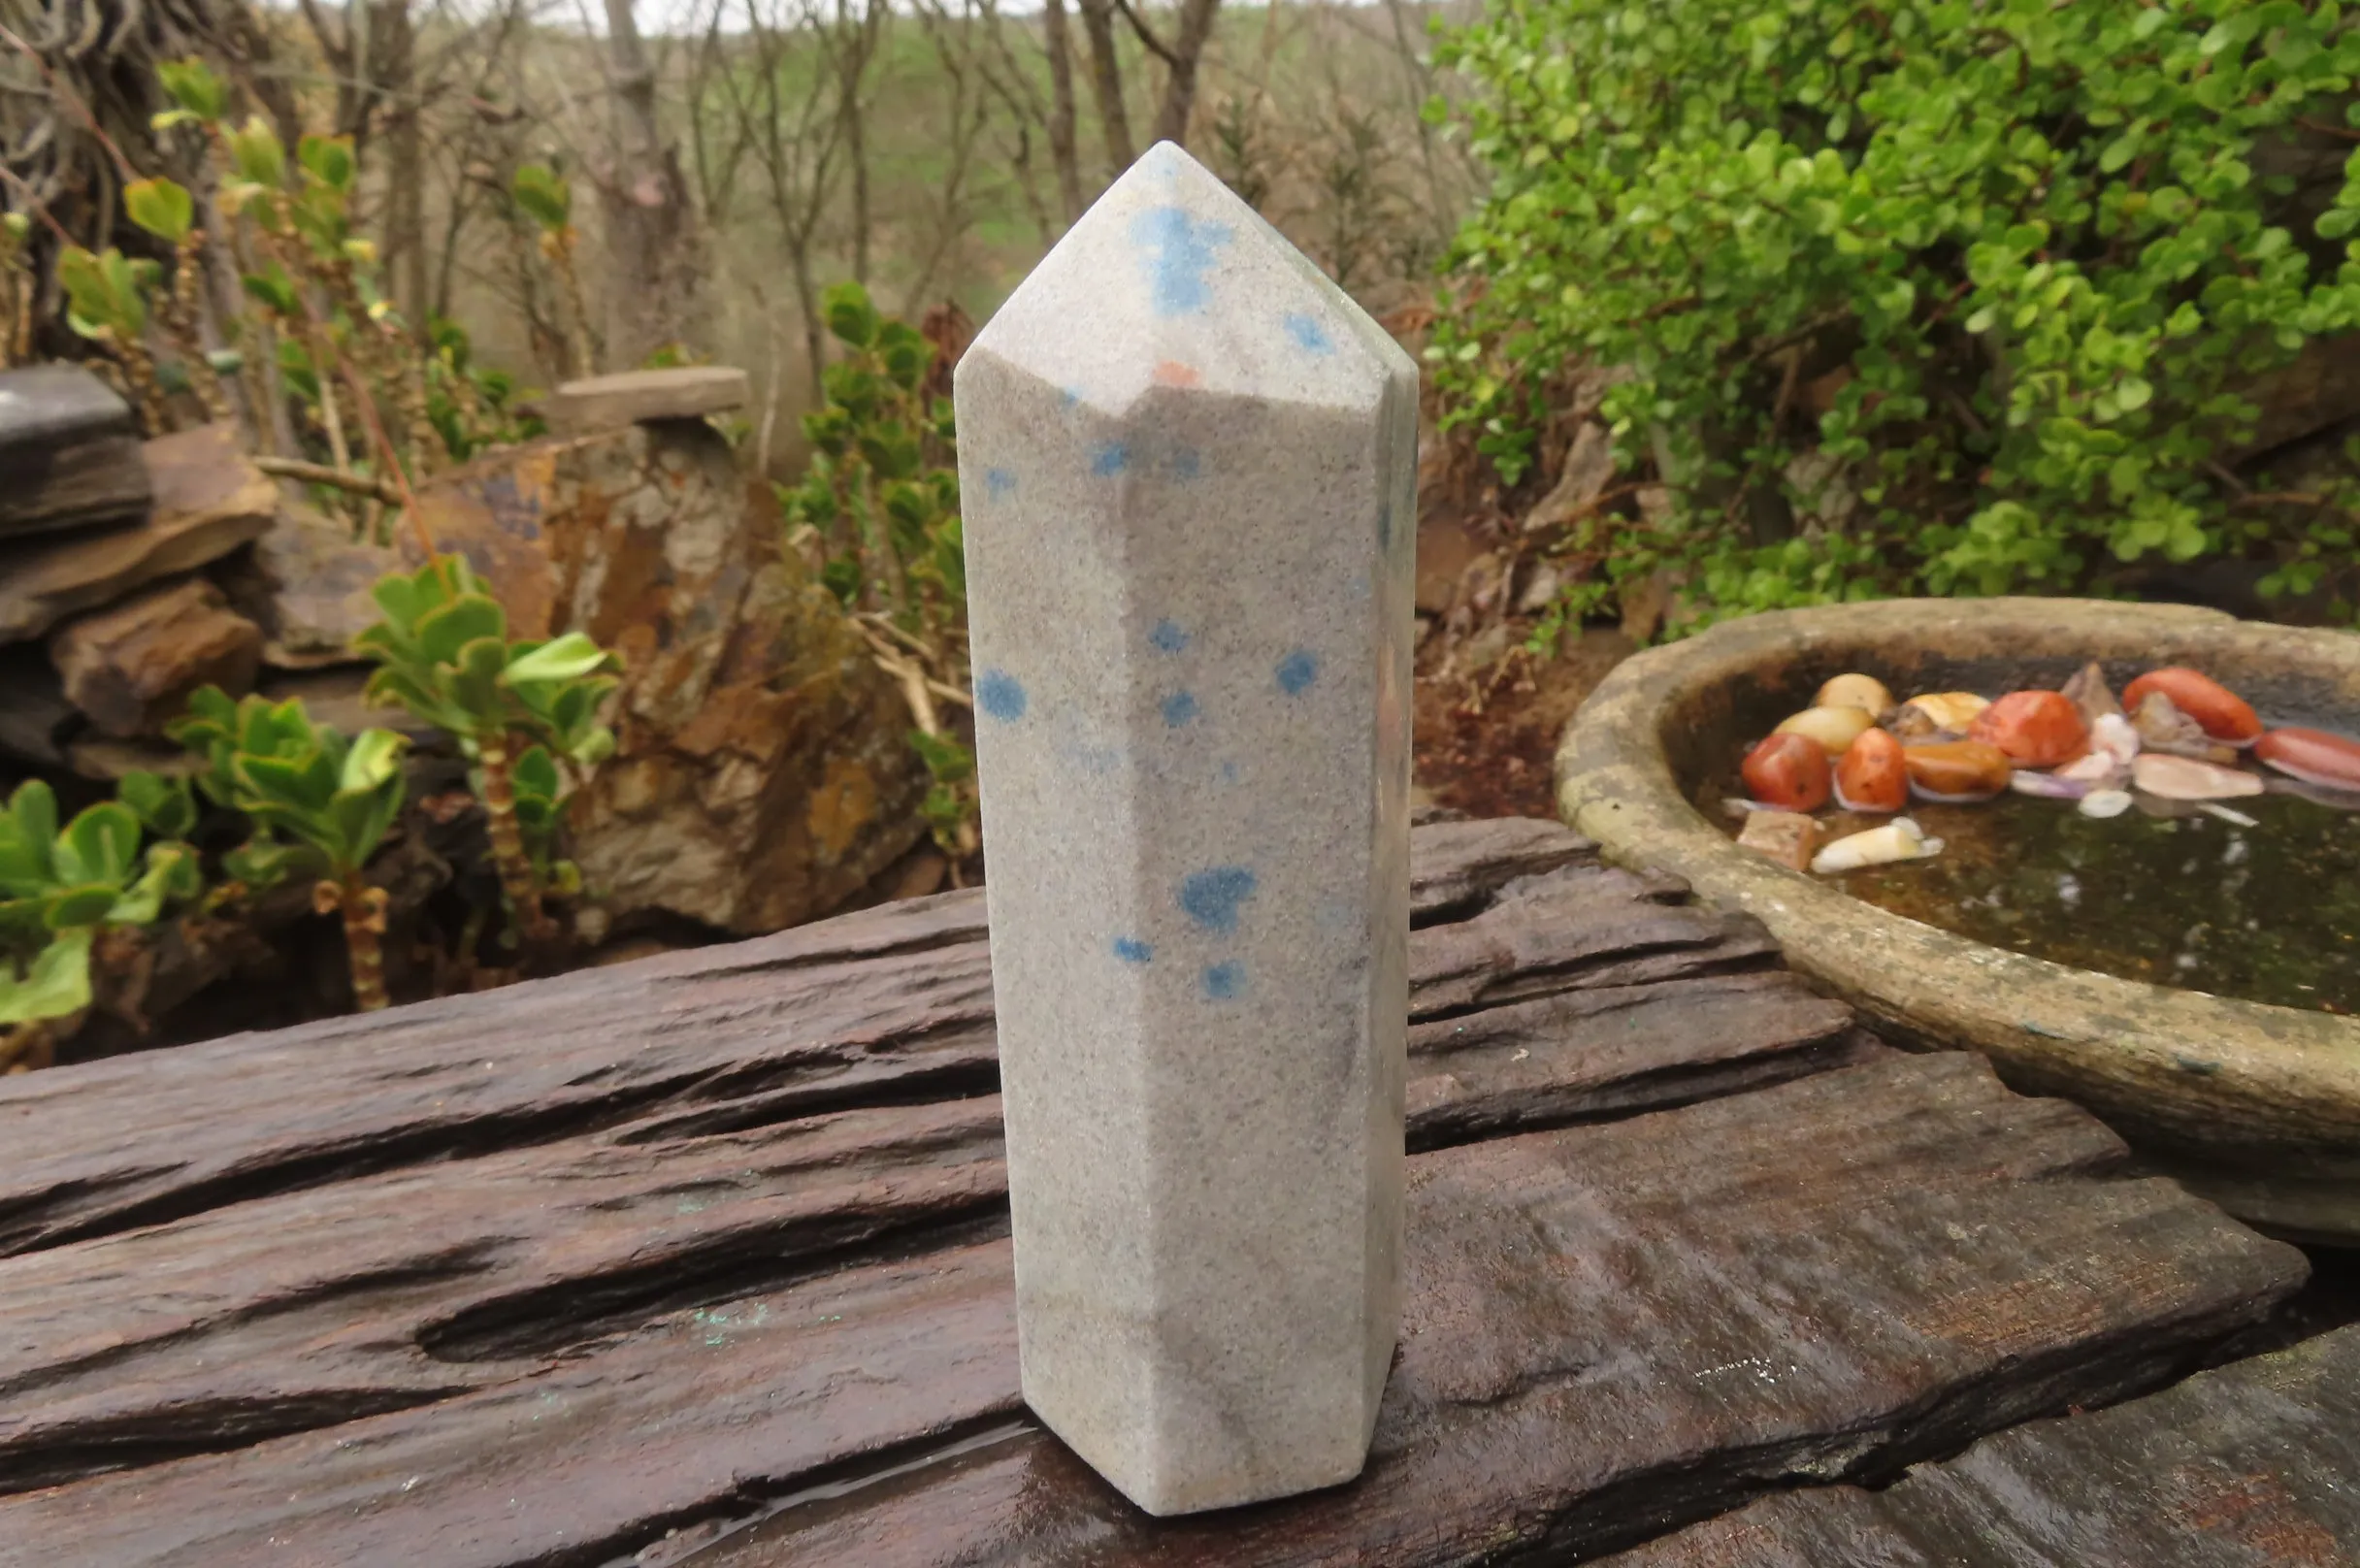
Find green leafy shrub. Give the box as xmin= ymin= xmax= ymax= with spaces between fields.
xmin=0 ymin=781 xmax=202 ymax=1052
xmin=1430 ymin=0 xmax=2360 ymax=632
xmin=357 ymin=554 xmax=618 ymax=946
xmin=779 ymin=282 xmax=977 ymax=862
xmin=168 ymin=690 xmax=408 ymax=1011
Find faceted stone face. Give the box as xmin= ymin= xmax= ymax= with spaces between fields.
xmin=954 ymin=142 xmax=1417 ymax=1517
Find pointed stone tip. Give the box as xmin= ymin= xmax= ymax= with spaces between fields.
xmin=967 ymin=139 xmax=1415 ymax=416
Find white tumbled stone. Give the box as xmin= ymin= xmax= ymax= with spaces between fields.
xmin=953 ymin=141 xmax=1417 ymax=1517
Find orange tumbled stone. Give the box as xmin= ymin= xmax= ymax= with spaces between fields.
xmin=1741 ymin=732 xmax=1831 ymax=812
xmin=2255 ymin=727 xmax=2360 ymax=791
xmin=1969 ymin=690 xmax=2090 ymax=768
xmin=1834 ymin=728 xmax=1909 ymax=813
xmin=1902 ymin=739 xmax=2013 ymax=801
xmin=2120 ymin=669 xmax=2261 ymax=746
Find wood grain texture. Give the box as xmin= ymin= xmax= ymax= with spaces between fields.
xmin=1605 ymin=1323 xmax=2360 ymax=1568
xmin=0 ymin=820 xmax=1729 ymax=1256
xmin=0 ymin=818 xmax=2312 ymax=1567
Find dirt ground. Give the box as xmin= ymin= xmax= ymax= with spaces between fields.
xmin=1412 ymin=627 xmax=1636 ymax=820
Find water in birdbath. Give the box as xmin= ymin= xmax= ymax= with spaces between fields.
xmin=1828 ymin=792 xmax=2357 ymax=1015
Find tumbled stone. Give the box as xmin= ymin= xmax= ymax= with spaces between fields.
xmin=954 ymin=141 xmax=1416 ymax=1516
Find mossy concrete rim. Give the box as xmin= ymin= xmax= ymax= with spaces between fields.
xmin=1554 ymin=596 xmax=2360 ymax=1243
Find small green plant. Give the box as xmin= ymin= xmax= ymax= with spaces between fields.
xmin=75 ymin=56 xmax=540 ymax=532
xmin=356 ymin=555 xmax=618 ymax=947
xmin=510 ymin=162 xmax=596 ymax=379
xmin=1429 ymin=0 xmax=2360 ymax=633
xmin=0 ymin=781 xmax=202 ymax=1067
xmin=168 ymin=690 xmax=408 ymax=1011
xmin=56 ymin=245 xmax=169 ymax=428
xmin=779 ymin=281 xmax=976 ymax=863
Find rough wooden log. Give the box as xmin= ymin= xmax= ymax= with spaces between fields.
xmin=0 ymin=847 xmax=1865 ymax=1488
xmin=0 ymin=820 xmax=1621 ymax=1255
xmin=0 ymin=1056 xmax=2299 ymax=1568
xmin=0 ymin=364 xmax=150 ymax=540
xmin=1604 ymin=1323 xmax=2360 ymax=1567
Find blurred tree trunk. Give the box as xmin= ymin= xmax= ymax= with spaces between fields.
xmin=600 ymin=0 xmax=707 ymax=369
xmin=1148 ymin=0 xmax=1221 ymax=147
xmin=378 ymin=0 xmax=429 ymax=329
xmin=1073 ymin=0 xmax=1134 ymax=179
xmin=835 ymin=0 xmax=886 ymax=286
xmin=1040 ymin=0 xmax=1084 ymax=220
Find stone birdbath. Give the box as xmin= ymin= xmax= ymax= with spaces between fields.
xmin=1557 ymin=597 xmax=2360 ymax=1244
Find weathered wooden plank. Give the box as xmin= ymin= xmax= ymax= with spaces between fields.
xmin=1604 ymin=1323 xmax=2360 ymax=1567
xmin=0 ymin=970 xmax=1860 ymax=1490
xmin=0 ymin=820 xmax=1630 ymax=1256
xmin=0 ymin=1055 xmax=2298 ymax=1568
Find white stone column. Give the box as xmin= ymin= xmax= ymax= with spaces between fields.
xmin=953 ymin=141 xmax=1416 ymax=1517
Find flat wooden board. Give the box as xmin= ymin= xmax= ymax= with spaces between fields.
xmin=0 ymin=819 xmax=2311 ymax=1567
xmin=1606 ymin=1323 xmax=2360 ymax=1567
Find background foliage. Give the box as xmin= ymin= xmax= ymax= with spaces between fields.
xmin=1431 ymin=0 xmax=2360 ymax=633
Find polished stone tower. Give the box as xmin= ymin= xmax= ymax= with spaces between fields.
xmin=952 ymin=141 xmax=1417 ymax=1516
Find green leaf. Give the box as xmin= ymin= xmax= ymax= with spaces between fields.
xmin=298 ymin=133 xmax=357 ymax=192
xmin=510 ymin=163 xmax=572 ymax=231
xmin=157 ymin=58 xmax=231 ymax=120
xmin=340 ymin=728 xmax=409 ymax=794
xmin=124 ymin=178 xmax=195 ymax=244
xmin=228 ymin=115 xmax=287 ymax=188
xmin=415 ymin=594 xmax=508 ymax=666
xmin=43 ymin=886 xmax=120 ymax=930
xmin=822 ymin=281 xmax=880 ymax=348
xmin=502 ymin=632 xmax=614 ymax=686
xmin=56 ymin=803 xmax=140 ymax=888
xmin=118 ymin=770 xmax=198 ymax=839
xmin=0 ymin=930 xmax=94 ymax=1026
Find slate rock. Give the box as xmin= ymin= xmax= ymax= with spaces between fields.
xmin=544 ymin=367 xmax=748 ymax=434
xmin=0 ymin=363 xmax=150 ymax=539
xmin=214 ymin=503 xmax=403 ymax=669
xmin=0 ymin=423 xmax=274 ymax=643
xmin=49 ymin=576 xmax=263 ymax=737
xmin=409 ymin=418 xmax=924 ymax=935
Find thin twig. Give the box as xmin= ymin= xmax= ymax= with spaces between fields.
xmin=255 ymin=454 xmax=406 ymax=504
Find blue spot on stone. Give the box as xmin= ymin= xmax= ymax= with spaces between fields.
xmin=1276 ymin=649 xmax=1320 ymax=695
xmin=1091 ymin=441 xmax=1129 ymax=476
xmin=1131 ymin=207 xmax=1233 ymax=317
xmin=1201 ymin=962 xmax=1245 ymax=1000
xmin=985 ymin=467 xmax=1017 ymax=501
xmin=1113 ymin=936 xmax=1154 ymax=965
xmin=1059 ymin=386 xmax=1082 ymax=408
xmin=1162 ymin=691 xmax=1199 ymax=728
xmin=1170 ymin=447 xmax=1201 ymax=481
xmin=977 ymin=670 xmax=1028 ymax=721
xmin=1179 ymin=866 xmax=1257 ymax=933
xmin=1150 ymin=619 xmax=1190 ymax=654
xmin=1284 ymin=312 xmax=1334 ymax=355
xmin=1219 ymin=760 xmax=1240 ymax=784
